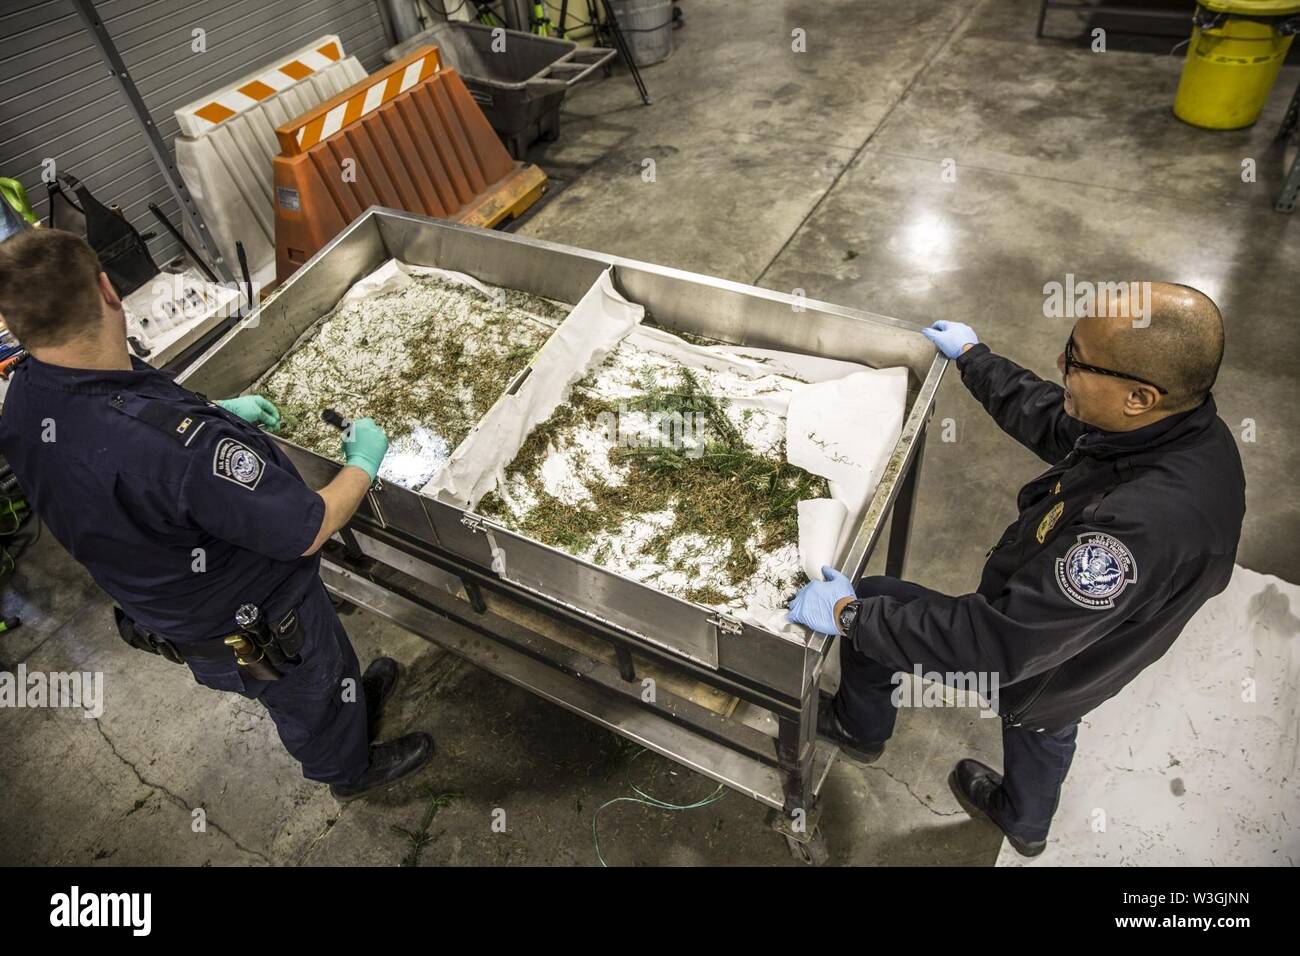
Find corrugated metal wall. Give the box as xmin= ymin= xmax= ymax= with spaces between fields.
xmin=0 ymin=0 xmax=392 ymax=267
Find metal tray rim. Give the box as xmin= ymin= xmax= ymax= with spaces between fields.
xmin=180 ymin=206 xmax=944 ymax=665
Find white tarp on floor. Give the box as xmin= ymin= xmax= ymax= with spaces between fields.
xmin=999 ymin=565 xmax=1300 ymax=866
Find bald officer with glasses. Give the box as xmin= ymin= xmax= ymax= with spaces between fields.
xmin=787 ymin=282 xmax=1244 ymax=856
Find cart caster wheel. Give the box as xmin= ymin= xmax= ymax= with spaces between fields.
xmin=786 ymin=825 xmax=829 ymax=866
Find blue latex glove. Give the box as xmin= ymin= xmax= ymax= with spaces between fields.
xmin=217 ymin=395 xmax=280 ymax=432
xmin=921 ymin=320 xmax=979 ymax=359
xmin=342 ymin=417 xmax=389 ymax=482
xmin=787 ymin=566 xmax=856 ymax=635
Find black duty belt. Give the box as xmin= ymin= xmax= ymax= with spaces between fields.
xmin=112 ymin=607 xmax=235 ymax=664
xmin=116 ymin=610 xmax=295 ymax=684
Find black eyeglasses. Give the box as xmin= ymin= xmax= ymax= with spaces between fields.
xmin=1064 ymin=335 xmax=1168 ymax=395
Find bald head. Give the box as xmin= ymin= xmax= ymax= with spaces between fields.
xmin=1091 ymin=282 xmax=1224 ymax=412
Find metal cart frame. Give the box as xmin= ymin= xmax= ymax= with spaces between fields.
xmin=179 ymin=208 xmax=946 ymax=863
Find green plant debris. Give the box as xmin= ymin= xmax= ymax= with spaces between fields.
xmin=258 ymin=273 xmax=566 ymax=486
xmin=391 ymin=787 xmax=460 ymax=867
xmin=479 ymin=352 xmax=827 ymax=608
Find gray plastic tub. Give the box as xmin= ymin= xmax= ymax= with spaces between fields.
xmin=609 ymin=0 xmax=674 ymax=66
xmin=385 ymin=22 xmax=614 ymax=159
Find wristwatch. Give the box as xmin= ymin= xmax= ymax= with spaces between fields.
xmin=837 ymin=599 xmax=861 ymax=636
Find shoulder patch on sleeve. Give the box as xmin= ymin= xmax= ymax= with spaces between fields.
xmin=174 ymin=415 xmax=205 ymax=446
xmin=1055 ymin=532 xmax=1137 ymax=610
xmin=212 ymin=437 xmax=265 ymax=490
xmin=112 ymin=396 xmax=208 ymax=447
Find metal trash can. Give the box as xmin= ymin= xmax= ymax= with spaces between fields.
xmin=609 ymin=0 xmax=674 ymax=66
xmin=385 ymin=22 xmax=614 ymax=159
xmin=1174 ymin=0 xmax=1300 ymax=129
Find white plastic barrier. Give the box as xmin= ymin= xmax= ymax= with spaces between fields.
xmin=173 ymin=37 xmax=367 ymax=286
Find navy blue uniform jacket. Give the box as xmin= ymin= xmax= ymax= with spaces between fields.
xmin=0 ymin=355 xmax=325 ymax=642
xmin=847 ymin=344 xmax=1246 ymax=730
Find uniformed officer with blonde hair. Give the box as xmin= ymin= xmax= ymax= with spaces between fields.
xmin=0 ymin=228 xmax=434 ymax=801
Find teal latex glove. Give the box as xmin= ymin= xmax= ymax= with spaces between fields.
xmin=342 ymin=417 xmax=389 ymax=482
xmin=787 ymin=566 xmax=856 ymax=635
xmin=921 ymin=320 xmax=979 ymax=359
xmin=217 ymin=395 xmax=281 ymax=432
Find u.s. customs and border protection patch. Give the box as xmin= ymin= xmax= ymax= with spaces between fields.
xmin=213 ymin=438 xmax=264 ymax=490
xmin=1055 ymin=532 xmax=1137 ymax=609
xmin=1036 ymin=501 xmax=1064 ymax=544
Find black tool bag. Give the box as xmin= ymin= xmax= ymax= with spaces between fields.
xmin=47 ymin=172 xmax=158 ymax=297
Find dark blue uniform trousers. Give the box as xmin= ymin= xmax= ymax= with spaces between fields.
xmin=187 ymin=581 xmax=371 ymax=785
xmin=835 ymin=576 xmax=1078 ymax=843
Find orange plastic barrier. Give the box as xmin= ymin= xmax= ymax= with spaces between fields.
xmin=272 ymin=45 xmax=547 ymax=281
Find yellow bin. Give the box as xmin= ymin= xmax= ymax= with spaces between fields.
xmin=1174 ymin=0 xmax=1300 ymax=129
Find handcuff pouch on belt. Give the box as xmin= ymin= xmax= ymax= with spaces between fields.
xmin=113 ymin=607 xmax=186 ymax=664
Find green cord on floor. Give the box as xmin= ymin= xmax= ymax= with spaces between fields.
xmin=591 ymin=747 xmax=726 ymax=867
xmin=0 ymin=495 xmax=27 ymax=536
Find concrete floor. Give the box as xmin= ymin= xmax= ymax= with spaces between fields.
xmin=2 ymin=0 xmax=1297 ymax=866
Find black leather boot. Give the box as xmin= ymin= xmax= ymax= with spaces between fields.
xmin=329 ymin=732 xmax=434 ymax=802
xmin=362 ymin=657 xmax=399 ymax=740
xmin=948 ymin=758 xmax=1047 ymax=858
xmin=816 ymin=694 xmax=884 ymax=765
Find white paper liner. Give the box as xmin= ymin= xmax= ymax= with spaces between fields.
xmin=336 ymin=257 xmax=506 ymax=308
xmin=282 ymin=257 xmax=909 ymax=635
xmin=787 ymin=367 xmax=909 ymax=560
xmin=425 ymin=268 xmax=645 ymax=506
xmin=445 ymin=298 xmax=907 ymax=632
xmin=798 ymin=498 xmax=848 ymax=582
